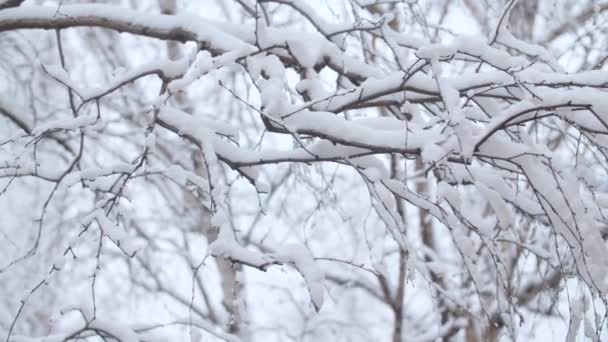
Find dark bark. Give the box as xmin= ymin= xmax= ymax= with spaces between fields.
xmin=0 ymin=0 xmax=24 ymax=11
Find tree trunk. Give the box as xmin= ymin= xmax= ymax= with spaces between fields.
xmin=159 ymin=0 xmax=247 ymax=339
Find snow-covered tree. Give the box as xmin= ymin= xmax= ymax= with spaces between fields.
xmin=1 ymin=1 xmax=608 ymax=341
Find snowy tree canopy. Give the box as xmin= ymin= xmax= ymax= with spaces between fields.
xmin=1 ymin=0 xmax=608 ymax=341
